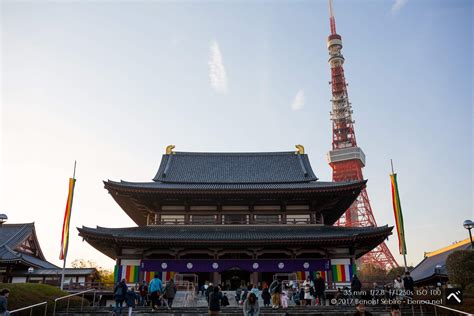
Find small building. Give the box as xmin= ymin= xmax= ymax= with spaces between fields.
xmin=411 ymin=238 xmax=471 ymax=286
xmin=0 ymin=222 xmax=99 ymax=287
xmin=79 ymin=147 xmax=393 ymax=289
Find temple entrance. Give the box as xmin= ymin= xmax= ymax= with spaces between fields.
xmin=221 ymin=268 xmax=250 ymax=290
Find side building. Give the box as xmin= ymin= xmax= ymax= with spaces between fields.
xmin=0 ymin=222 xmax=98 ymax=287
xmin=79 ymin=146 xmax=393 ymax=289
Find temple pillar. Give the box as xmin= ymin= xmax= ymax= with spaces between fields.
xmin=212 ymin=272 xmax=221 ymax=286
xmin=250 ymin=272 xmax=259 ymax=287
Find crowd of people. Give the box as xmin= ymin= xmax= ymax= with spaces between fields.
xmin=112 ymin=275 xmax=177 ymax=315
xmin=110 ymin=271 xmax=416 ymax=315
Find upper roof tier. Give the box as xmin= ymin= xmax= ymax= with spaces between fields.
xmin=153 ymin=151 xmax=318 ymax=184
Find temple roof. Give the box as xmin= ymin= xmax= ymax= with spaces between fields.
xmin=153 ymin=151 xmax=318 ymax=184
xmin=78 ymin=225 xmax=392 ymax=259
xmin=411 ymin=238 xmax=471 ymax=285
xmin=0 ymin=223 xmax=58 ymax=269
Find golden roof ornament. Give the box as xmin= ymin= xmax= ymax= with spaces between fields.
xmin=166 ymin=145 xmax=176 ymax=155
xmin=295 ymin=144 xmax=305 ymax=154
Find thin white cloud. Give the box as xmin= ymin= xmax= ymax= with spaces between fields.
xmin=291 ymin=89 xmax=305 ymax=111
xmin=208 ymin=39 xmax=228 ymax=94
xmin=391 ymin=0 xmax=408 ymax=13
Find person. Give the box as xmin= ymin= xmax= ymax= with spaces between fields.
xmin=138 ymin=281 xmax=148 ymax=306
xmin=303 ymin=277 xmax=313 ymax=287
xmin=206 ymin=283 xmax=214 ymax=303
xmin=403 ymin=272 xmax=414 ymax=298
xmin=280 ymin=291 xmax=289 ymax=309
xmin=221 ymin=292 xmax=230 ymax=307
xmin=314 ymin=273 xmax=325 ymax=306
xmin=351 ymin=275 xmax=362 ymax=298
xmin=261 ymin=287 xmax=271 ymax=307
xmin=113 ymin=279 xmax=128 ymax=315
xmin=0 ymin=289 xmax=10 ymax=316
xmin=163 ymin=279 xmax=177 ymax=308
xmin=269 ymin=278 xmax=281 ymax=309
xmin=353 ymin=302 xmax=373 ymax=316
xmin=298 ymin=287 xmax=305 ymax=306
xmin=235 ymin=286 xmax=243 ymax=303
xmin=390 ymin=304 xmax=401 ymax=316
xmin=243 ymin=292 xmax=260 ymax=316
xmin=125 ymin=287 xmax=139 ymax=315
xmin=393 ymin=276 xmax=404 ymax=299
xmin=303 ymin=282 xmax=312 ymax=306
xmin=208 ymin=286 xmax=223 ymax=315
xmin=149 ymin=275 xmax=163 ymax=309
xmin=250 ymin=284 xmax=259 ymax=299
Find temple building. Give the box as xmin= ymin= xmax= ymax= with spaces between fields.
xmin=0 ymin=222 xmax=98 ymax=286
xmin=79 ymin=145 xmax=392 ymax=289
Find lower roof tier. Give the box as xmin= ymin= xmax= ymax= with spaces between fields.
xmin=78 ymin=224 xmax=392 ymax=259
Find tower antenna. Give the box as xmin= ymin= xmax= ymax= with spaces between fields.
xmin=328 ymin=0 xmax=337 ymax=35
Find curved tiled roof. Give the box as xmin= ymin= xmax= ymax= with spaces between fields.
xmin=152 ymin=151 xmax=318 ymax=184
xmin=107 ymin=179 xmax=365 ymax=192
xmin=79 ymin=224 xmax=392 ymax=242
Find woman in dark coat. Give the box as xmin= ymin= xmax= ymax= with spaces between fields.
xmin=261 ymin=287 xmax=271 ymax=307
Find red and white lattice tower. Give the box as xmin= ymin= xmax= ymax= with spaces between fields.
xmin=326 ymin=0 xmax=398 ymax=270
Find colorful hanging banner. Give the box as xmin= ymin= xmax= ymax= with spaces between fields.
xmin=331 ymin=264 xmax=354 ymax=282
xmin=114 ymin=265 xmax=139 ymax=283
xmin=59 ymin=177 xmax=76 ymax=260
xmin=390 ymin=173 xmax=407 ymax=255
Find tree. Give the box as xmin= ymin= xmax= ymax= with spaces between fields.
xmin=358 ymin=264 xmax=388 ymax=285
xmin=71 ymin=258 xmax=114 ymax=285
xmin=386 ymin=266 xmax=414 ymax=281
xmin=446 ymin=250 xmax=474 ymax=290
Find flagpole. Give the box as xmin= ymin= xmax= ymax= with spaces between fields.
xmin=391 ymin=159 xmax=408 ymax=272
xmin=60 ymin=161 xmax=76 ymax=290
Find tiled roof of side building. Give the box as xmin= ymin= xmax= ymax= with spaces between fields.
xmin=0 ymin=223 xmax=35 ymax=249
xmin=152 ymin=151 xmax=318 ymax=184
xmin=78 ymin=224 xmax=392 ymax=242
xmin=410 ymin=239 xmax=471 ymax=283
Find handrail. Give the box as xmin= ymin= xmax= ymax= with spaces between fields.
xmin=53 ymin=289 xmax=95 ymax=316
xmin=10 ymin=301 xmax=47 ymax=315
xmin=428 ymin=302 xmax=472 ymax=315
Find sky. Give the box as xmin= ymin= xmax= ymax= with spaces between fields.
xmin=1 ymin=0 xmax=472 ymax=271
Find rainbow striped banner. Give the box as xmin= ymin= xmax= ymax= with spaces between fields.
xmin=390 ymin=173 xmax=407 ymax=255
xmin=143 ymin=271 xmax=176 ymax=283
xmin=331 ymin=264 xmax=354 ymax=282
xmin=114 ymin=265 xmax=139 ymax=283
xmin=59 ymin=178 xmax=76 ymax=260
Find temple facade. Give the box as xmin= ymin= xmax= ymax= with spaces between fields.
xmin=79 ymin=146 xmax=392 ymax=289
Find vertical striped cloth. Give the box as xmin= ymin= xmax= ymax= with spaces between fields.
xmin=59 ymin=178 xmax=76 ymax=260
xmin=390 ymin=173 xmax=407 ymax=255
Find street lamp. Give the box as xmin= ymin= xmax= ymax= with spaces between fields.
xmin=463 ymin=220 xmax=474 ymax=249
xmin=27 ymin=267 xmax=34 ymax=283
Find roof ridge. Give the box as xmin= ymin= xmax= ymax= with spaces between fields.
xmin=425 ymin=238 xmax=471 ymax=257
xmin=0 ymin=223 xmax=31 ymax=248
xmin=169 ymin=151 xmax=298 ymax=155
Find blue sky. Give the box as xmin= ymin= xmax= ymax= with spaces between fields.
xmin=1 ymin=0 xmax=472 ymax=270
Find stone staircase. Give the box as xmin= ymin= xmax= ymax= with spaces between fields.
xmin=54 ymin=305 xmax=437 ymax=315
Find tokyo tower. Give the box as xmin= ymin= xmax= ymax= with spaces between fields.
xmin=325 ymin=0 xmax=398 ymax=270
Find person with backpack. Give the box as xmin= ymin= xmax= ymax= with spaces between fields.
xmin=149 ymin=275 xmax=163 ymax=310
xmin=125 ymin=287 xmax=139 ymax=315
xmin=163 ymin=279 xmax=177 ymax=308
xmin=113 ymin=279 xmax=128 ymax=315
xmin=208 ymin=286 xmax=223 ymax=315
xmin=269 ymin=278 xmax=281 ymax=309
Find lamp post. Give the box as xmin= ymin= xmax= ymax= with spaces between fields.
xmin=27 ymin=267 xmax=34 ymax=283
xmin=434 ymin=264 xmax=442 ymax=287
xmin=463 ymin=220 xmax=474 ymax=249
